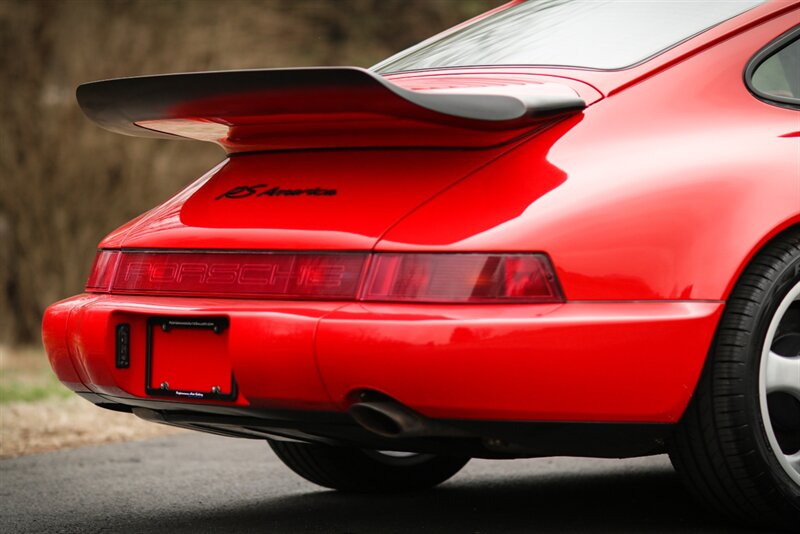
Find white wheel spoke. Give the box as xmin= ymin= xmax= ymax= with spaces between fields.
xmin=759 ymin=283 xmax=800 ymax=485
xmin=765 ymin=350 xmax=800 ymax=399
xmin=788 ymin=452 xmax=800 ymax=474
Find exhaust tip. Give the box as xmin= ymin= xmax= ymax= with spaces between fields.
xmin=349 ymin=393 xmax=471 ymax=439
xmin=349 ymin=403 xmax=405 ymax=438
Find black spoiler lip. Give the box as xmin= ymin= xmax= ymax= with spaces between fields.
xmin=76 ymin=66 xmax=586 ymax=150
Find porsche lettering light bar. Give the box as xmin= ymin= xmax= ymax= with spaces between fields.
xmin=86 ymin=250 xmax=564 ymax=303
xmin=94 ymin=251 xmax=367 ymax=300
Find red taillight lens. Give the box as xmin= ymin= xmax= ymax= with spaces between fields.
xmin=85 ymin=250 xmax=121 ymax=292
xmin=108 ymin=251 xmax=367 ymax=299
xmin=86 ymin=250 xmax=562 ymax=303
xmin=361 ymin=253 xmax=563 ymax=303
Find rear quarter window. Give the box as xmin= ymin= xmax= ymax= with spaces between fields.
xmin=747 ymin=26 xmax=800 ymax=108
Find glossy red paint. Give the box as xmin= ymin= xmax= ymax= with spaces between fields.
xmin=377 ymin=9 xmax=800 ymax=302
xmin=316 ymin=301 xmax=723 ymax=422
xmin=45 ymin=294 xmax=341 ymax=410
xmin=43 ymin=294 xmax=722 ymax=422
xmin=43 ymin=2 xmax=799 ymax=435
xmin=106 ymin=147 xmax=517 ymax=250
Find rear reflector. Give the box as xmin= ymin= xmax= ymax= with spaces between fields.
xmin=86 ymin=251 xmax=563 ymax=303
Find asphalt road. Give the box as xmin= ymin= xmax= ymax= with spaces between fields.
xmin=0 ymin=433 xmax=777 ymax=534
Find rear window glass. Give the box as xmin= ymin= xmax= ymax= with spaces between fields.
xmin=374 ymin=0 xmax=765 ymax=73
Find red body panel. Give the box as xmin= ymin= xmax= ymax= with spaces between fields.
xmin=43 ymin=2 xmax=799 ymax=431
xmin=44 ymin=294 xmax=721 ymax=422
xmin=316 ymin=301 xmax=723 ymax=422
xmin=45 ymin=295 xmax=341 ymax=410
xmin=105 ymin=147 xmax=516 ymax=251
xmin=377 ymin=11 xmax=800 ymax=301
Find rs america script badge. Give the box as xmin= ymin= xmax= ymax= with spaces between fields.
xmin=215 ymin=184 xmax=337 ymax=200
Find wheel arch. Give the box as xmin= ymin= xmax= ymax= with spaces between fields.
xmin=674 ymin=217 xmax=800 ymax=422
xmin=721 ymin=216 xmax=800 ymax=301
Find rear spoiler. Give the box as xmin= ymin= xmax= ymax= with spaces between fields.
xmin=77 ymin=67 xmax=585 ymax=152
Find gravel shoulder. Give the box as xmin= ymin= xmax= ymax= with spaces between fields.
xmin=0 ymin=345 xmax=182 ymax=458
xmin=0 ymin=396 xmax=184 ymax=458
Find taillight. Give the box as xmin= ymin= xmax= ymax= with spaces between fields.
xmin=85 ymin=250 xmax=563 ymax=303
xmin=361 ymin=253 xmax=562 ymax=303
xmin=85 ymin=250 xmax=121 ymax=292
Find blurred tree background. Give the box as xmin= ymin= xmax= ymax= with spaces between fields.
xmin=0 ymin=0 xmax=503 ymax=345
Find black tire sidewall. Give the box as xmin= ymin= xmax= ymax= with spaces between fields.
xmin=268 ymin=439 xmax=469 ymax=492
xmin=739 ymin=251 xmax=800 ymax=504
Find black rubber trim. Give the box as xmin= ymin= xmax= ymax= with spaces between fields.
xmin=76 ymin=67 xmax=585 ymax=138
xmin=744 ymin=24 xmax=800 ymax=110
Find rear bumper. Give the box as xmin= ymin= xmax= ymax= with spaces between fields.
xmin=43 ymin=294 xmax=722 ymax=424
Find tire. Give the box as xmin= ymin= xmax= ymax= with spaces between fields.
xmin=268 ymin=440 xmax=469 ymax=492
xmin=668 ymin=228 xmax=800 ymax=530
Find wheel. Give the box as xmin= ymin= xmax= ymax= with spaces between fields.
xmin=668 ymin=229 xmax=800 ymax=530
xmin=268 ymin=439 xmax=469 ymax=492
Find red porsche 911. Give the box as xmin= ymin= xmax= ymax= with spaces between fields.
xmin=43 ymin=0 xmax=799 ymax=528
